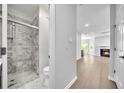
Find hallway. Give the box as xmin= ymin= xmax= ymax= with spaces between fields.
xmin=70 ymin=55 xmax=117 ymax=89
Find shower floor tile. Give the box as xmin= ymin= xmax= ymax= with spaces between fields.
xmin=19 ymin=76 xmax=49 ymax=89
xmin=8 ymin=70 xmax=39 ymax=89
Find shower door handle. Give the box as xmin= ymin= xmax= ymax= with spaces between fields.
xmin=0 ymin=47 xmax=6 ymax=56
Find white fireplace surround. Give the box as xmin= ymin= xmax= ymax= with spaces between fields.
xmin=95 ymin=46 xmax=110 ymax=56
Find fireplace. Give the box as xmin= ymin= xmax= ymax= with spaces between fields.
xmin=100 ymin=49 xmax=110 ymax=57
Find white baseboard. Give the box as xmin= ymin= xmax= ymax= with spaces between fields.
xmin=64 ymin=76 xmax=77 ymax=89
xmin=108 ymin=76 xmax=115 ymax=81
xmin=77 ymin=57 xmax=81 ymax=61
xmin=108 ymin=76 xmax=123 ymax=89
xmin=116 ymin=81 xmax=123 ymax=89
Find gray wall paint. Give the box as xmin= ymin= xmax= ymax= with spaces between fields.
xmin=76 ymin=33 xmax=81 ymax=60
xmin=55 ymin=5 xmax=77 ymax=89
xmin=109 ymin=5 xmax=116 ymax=79
xmin=49 ymin=4 xmax=55 ymax=89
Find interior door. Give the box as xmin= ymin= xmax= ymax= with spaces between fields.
xmin=115 ymin=4 xmax=124 ymax=88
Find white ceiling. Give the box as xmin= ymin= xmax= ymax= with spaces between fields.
xmin=77 ymin=4 xmax=110 ymax=37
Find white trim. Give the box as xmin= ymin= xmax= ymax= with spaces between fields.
xmin=76 ymin=57 xmax=81 ymax=61
xmin=108 ymin=76 xmax=123 ymax=89
xmin=109 ymin=5 xmax=123 ymax=89
xmin=108 ymin=76 xmax=115 ymax=82
xmin=2 ymin=4 xmax=8 ymax=89
xmin=116 ymin=81 xmax=123 ymax=89
xmin=64 ymin=76 xmax=77 ymax=89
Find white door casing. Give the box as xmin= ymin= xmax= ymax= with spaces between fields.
xmin=115 ymin=4 xmax=124 ymax=88
xmin=0 ymin=4 xmax=2 ymax=89
xmin=2 ymin=4 xmax=7 ymax=89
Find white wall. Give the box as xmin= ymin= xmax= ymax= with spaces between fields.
xmin=95 ymin=35 xmax=110 ymax=56
xmin=76 ymin=32 xmax=81 ymax=60
xmin=95 ymin=35 xmax=110 ymax=46
xmin=39 ymin=5 xmax=49 ymax=74
xmin=109 ymin=4 xmax=116 ymax=82
xmin=54 ymin=5 xmax=77 ymax=89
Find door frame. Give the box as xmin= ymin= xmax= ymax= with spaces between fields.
xmin=109 ymin=4 xmax=123 ymax=89
xmin=49 ymin=4 xmax=55 ymax=89
xmin=109 ymin=4 xmax=117 ymax=85
xmin=109 ymin=4 xmax=116 ymax=80
xmin=2 ymin=4 xmax=7 ymax=89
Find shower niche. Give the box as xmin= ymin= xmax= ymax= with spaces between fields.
xmin=7 ymin=4 xmax=40 ymax=88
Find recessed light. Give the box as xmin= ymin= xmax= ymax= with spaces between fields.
xmin=84 ymin=24 xmax=89 ymax=27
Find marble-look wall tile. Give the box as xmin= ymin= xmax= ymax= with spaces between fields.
xmin=7 ymin=21 xmax=39 ymax=75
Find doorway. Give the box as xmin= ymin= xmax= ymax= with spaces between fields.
xmin=73 ymin=4 xmax=117 ymax=89
xmin=1 ymin=4 xmax=50 ymax=89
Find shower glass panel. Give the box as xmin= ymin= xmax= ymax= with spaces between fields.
xmin=0 ymin=4 xmax=2 ymax=89
xmin=7 ymin=4 xmax=39 ymax=88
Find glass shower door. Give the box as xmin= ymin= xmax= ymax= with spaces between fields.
xmin=7 ymin=4 xmax=39 ymax=89
xmin=7 ymin=22 xmax=39 ymax=88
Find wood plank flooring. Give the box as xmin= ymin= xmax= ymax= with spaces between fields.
xmin=70 ymin=55 xmax=117 ymax=89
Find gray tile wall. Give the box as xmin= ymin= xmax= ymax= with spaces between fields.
xmin=7 ymin=21 xmax=39 ymax=75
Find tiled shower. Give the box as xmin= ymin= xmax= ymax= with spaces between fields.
xmin=0 ymin=4 xmax=49 ymax=89
xmin=7 ymin=9 xmax=39 ymax=88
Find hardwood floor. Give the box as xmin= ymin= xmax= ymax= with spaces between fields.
xmin=70 ymin=55 xmax=117 ymax=89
